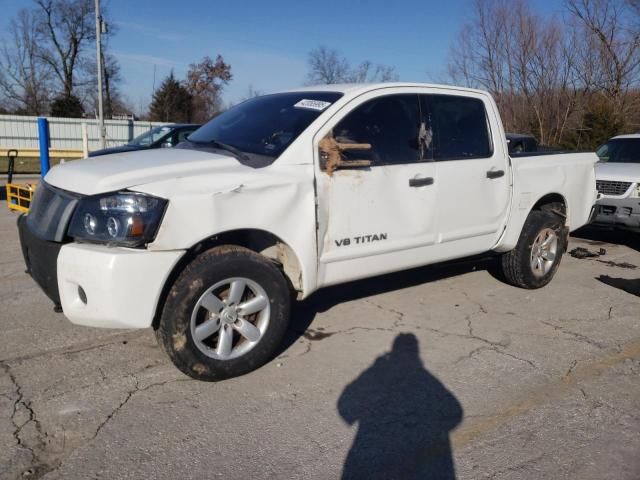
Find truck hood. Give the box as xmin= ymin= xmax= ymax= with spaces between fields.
xmin=87 ymin=144 xmax=146 ymax=157
xmin=44 ymin=148 xmax=249 ymax=195
xmin=595 ymin=162 xmax=640 ymax=182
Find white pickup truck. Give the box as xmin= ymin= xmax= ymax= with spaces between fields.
xmin=18 ymin=83 xmax=598 ymax=380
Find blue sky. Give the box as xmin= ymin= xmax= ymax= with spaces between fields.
xmin=1 ymin=0 xmax=566 ymax=111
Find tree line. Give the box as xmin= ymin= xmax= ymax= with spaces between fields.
xmin=0 ymin=0 xmax=232 ymax=122
xmin=306 ymin=0 xmax=640 ymax=149
xmin=149 ymin=56 xmax=231 ymax=124
xmin=447 ymin=0 xmax=640 ymax=149
xmin=1 ymin=0 xmax=638 ymax=149
xmin=0 ymin=0 xmax=123 ymax=118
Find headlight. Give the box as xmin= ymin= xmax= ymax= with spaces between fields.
xmin=68 ymin=192 xmax=168 ymax=247
xmin=632 ymin=183 xmax=640 ymax=198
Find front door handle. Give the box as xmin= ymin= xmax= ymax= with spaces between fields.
xmin=409 ymin=177 xmax=434 ymax=187
xmin=486 ymin=170 xmax=505 ymax=179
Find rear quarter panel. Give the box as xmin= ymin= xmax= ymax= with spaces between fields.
xmin=494 ymin=152 xmax=598 ymax=252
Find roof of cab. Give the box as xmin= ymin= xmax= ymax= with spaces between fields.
xmin=284 ymin=82 xmax=490 ymax=97
xmin=610 ymin=134 xmax=640 ymax=140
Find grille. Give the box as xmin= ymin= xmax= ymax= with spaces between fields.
xmin=25 ymin=182 xmax=80 ymax=242
xmin=596 ymin=180 xmax=632 ymax=196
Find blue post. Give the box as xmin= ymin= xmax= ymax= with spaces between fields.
xmin=37 ymin=117 xmax=50 ymax=176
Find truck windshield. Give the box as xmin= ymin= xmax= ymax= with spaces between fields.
xmin=596 ymin=138 xmax=640 ymax=163
xmin=184 ymin=91 xmax=342 ymax=164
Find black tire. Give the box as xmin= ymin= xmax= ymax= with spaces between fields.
xmin=155 ymin=245 xmax=291 ymax=381
xmin=501 ymin=210 xmax=567 ymax=289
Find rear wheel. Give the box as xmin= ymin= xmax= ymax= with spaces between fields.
xmin=501 ymin=210 xmax=567 ymax=289
xmin=155 ymin=245 xmax=291 ymax=381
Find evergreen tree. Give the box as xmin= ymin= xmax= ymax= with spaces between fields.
xmin=149 ymin=72 xmax=192 ymax=122
xmin=50 ymin=94 xmax=84 ymax=117
xmin=580 ymin=100 xmax=625 ymax=150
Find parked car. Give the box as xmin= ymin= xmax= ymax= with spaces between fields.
xmin=506 ymin=133 xmax=538 ymax=154
xmin=18 ymin=83 xmax=598 ymax=381
xmin=88 ymin=123 xmax=200 ymax=157
xmin=591 ymin=134 xmax=640 ymax=231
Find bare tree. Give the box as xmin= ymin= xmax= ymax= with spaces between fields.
xmin=241 ymin=84 xmax=263 ymax=101
xmin=347 ymin=61 xmax=399 ymax=83
xmin=447 ymin=0 xmax=518 ymax=126
xmin=34 ymin=0 xmax=97 ymax=100
xmin=566 ymin=0 xmax=640 ymax=120
xmin=307 ymin=46 xmax=398 ymax=84
xmin=0 ymin=0 xmax=124 ymax=116
xmin=307 ymin=46 xmax=351 ymax=84
xmin=447 ymin=0 xmax=586 ymax=145
xmin=0 ymin=9 xmax=52 ymax=114
xmin=185 ymin=55 xmax=232 ymax=123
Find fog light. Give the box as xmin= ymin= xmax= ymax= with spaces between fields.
xmin=78 ymin=286 xmax=87 ymax=304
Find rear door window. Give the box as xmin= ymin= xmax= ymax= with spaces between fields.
xmin=423 ymin=95 xmax=492 ymax=161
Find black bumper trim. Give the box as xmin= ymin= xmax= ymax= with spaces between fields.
xmin=18 ymin=215 xmax=63 ymax=304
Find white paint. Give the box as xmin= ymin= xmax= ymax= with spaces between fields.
xmin=595 ymin=162 xmax=640 ymax=197
xmin=57 ymin=243 xmax=183 ymax=328
xmin=494 ymin=153 xmax=598 ymax=252
xmin=42 ymin=83 xmax=598 ymax=329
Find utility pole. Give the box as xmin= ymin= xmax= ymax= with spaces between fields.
xmin=95 ymin=0 xmax=106 ymax=149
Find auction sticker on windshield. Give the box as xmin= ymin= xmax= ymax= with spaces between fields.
xmin=294 ymin=99 xmax=332 ymax=111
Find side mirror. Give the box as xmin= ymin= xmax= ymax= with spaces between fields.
xmin=319 ymin=136 xmax=372 ymax=176
xmin=161 ymin=141 xmax=173 ymax=148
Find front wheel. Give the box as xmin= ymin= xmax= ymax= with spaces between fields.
xmin=500 ymin=210 xmax=567 ymax=289
xmin=155 ymin=245 xmax=291 ymax=381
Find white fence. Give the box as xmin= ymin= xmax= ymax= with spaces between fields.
xmin=0 ymin=114 xmax=167 ymax=151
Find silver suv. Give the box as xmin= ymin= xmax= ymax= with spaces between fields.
xmin=593 ymin=135 xmax=640 ymax=232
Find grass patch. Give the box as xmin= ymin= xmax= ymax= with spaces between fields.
xmin=0 ymin=157 xmax=72 ymax=175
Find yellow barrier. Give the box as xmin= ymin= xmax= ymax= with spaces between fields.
xmin=0 ymin=148 xmax=84 ymax=159
xmin=6 ymin=182 xmax=37 ymax=213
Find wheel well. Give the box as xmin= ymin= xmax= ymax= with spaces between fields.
xmin=151 ymin=229 xmax=303 ymax=329
xmin=532 ymin=193 xmax=567 ymax=220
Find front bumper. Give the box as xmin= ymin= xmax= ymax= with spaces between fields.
xmin=57 ymin=244 xmax=184 ymax=328
xmin=18 ymin=215 xmax=185 ymax=328
xmin=591 ymin=196 xmax=640 ymax=231
xmin=18 ymin=215 xmax=64 ymax=304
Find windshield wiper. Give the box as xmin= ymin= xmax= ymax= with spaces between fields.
xmin=188 ymin=138 xmax=251 ymax=163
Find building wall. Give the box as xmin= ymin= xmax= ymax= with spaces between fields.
xmin=0 ymin=115 xmax=167 ymax=151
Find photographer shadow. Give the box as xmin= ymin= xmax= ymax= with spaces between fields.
xmin=338 ymin=333 xmax=463 ymax=480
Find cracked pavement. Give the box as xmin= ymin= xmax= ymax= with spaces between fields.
xmin=1 ymin=205 xmax=639 ymax=479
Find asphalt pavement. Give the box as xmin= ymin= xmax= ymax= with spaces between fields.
xmin=1 ymin=203 xmax=639 ymax=479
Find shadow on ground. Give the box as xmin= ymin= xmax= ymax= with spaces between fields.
xmin=338 ymin=333 xmax=463 ymax=479
xmin=279 ymin=255 xmax=498 ymax=355
xmin=597 ymin=275 xmax=640 ymax=297
xmin=572 ymin=227 xmax=640 ymax=297
xmin=573 ymin=227 xmax=640 ymax=253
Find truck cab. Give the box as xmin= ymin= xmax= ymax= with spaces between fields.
xmin=18 ymin=83 xmax=598 ymax=381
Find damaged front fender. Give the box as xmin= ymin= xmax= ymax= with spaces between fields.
xmin=132 ymin=163 xmax=318 ymax=296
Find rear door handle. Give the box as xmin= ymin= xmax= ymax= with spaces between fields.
xmin=409 ymin=177 xmax=434 ymax=187
xmin=486 ymin=170 xmax=505 ymax=179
